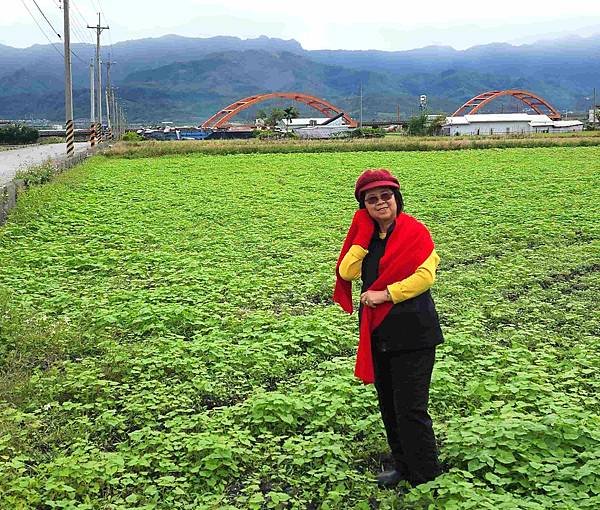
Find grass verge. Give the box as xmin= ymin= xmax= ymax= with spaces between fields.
xmin=105 ymin=131 xmax=600 ymax=158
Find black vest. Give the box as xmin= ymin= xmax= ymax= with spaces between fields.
xmin=361 ymin=224 xmax=444 ymax=352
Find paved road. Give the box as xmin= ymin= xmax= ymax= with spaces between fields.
xmin=0 ymin=142 xmax=89 ymax=186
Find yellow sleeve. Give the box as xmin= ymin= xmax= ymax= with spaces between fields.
xmin=387 ymin=250 xmax=440 ymax=303
xmin=338 ymin=245 xmax=368 ymax=281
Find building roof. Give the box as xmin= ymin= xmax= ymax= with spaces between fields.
xmin=282 ymin=117 xmax=329 ymax=126
xmin=529 ymin=121 xmax=555 ymax=127
xmin=444 ymin=113 xmax=583 ymax=129
xmin=446 ymin=114 xmax=553 ymax=124
xmin=551 ymin=120 xmax=583 ymax=127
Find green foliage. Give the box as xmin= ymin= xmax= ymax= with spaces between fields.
xmin=122 ymin=131 xmax=144 ymax=141
xmin=38 ymin=136 xmax=66 ymax=145
xmin=254 ymin=130 xmax=299 ymax=140
xmin=0 ymin=124 xmax=39 ymax=145
xmin=0 ymin=147 xmax=599 ymax=508
xmin=282 ymin=106 xmax=300 ymax=132
xmin=104 ymin=132 xmax=600 ymax=158
xmin=407 ymin=112 xmax=428 ymax=135
xmin=349 ymin=127 xmax=385 ymax=138
xmin=427 ymin=115 xmax=447 ymax=136
xmin=266 ymin=108 xmax=286 ymax=128
xmin=15 ymin=160 xmax=56 ymax=186
xmin=283 ymin=106 xmax=299 ymax=121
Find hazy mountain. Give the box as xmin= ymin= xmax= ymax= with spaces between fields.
xmin=0 ymin=34 xmax=598 ymax=123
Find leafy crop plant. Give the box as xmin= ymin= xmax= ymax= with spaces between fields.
xmin=0 ymin=147 xmax=598 ymax=508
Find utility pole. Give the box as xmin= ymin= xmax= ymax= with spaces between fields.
xmin=594 ymin=87 xmax=597 ymax=128
xmin=98 ymin=57 xmax=103 ymax=140
xmin=63 ymin=0 xmax=74 ymax=157
xmin=104 ymin=60 xmax=116 ymax=139
xmin=120 ymin=106 xmax=126 ymax=138
xmin=105 ymin=79 xmax=111 ymax=140
xmin=118 ymin=105 xmax=122 ymax=139
xmin=359 ymin=82 xmax=363 ymax=128
xmin=89 ymin=58 xmax=96 ymax=147
xmin=111 ymin=88 xmax=117 ymax=139
xmin=88 ymin=13 xmax=109 ymax=142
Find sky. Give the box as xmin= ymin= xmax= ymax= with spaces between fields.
xmin=2 ymin=0 xmax=600 ymax=51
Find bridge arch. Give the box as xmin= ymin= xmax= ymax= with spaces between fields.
xmin=452 ymin=89 xmax=561 ymax=120
xmin=201 ymin=92 xmax=358 ymax=129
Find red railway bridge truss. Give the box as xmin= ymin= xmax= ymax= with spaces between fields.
xmin=201 ymin=92 xmax=358 ymax=129
xmin=451 ymin=89 xmax=561 ymax=120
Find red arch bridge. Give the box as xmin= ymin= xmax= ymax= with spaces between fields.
xmin=201 ymin=92 xmax=358 ymax=129
xmin=451 ymin=89 xmax=561 ymax=119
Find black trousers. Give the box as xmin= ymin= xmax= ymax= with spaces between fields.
xmin=372 ymin=346 xmax=441 ymax=486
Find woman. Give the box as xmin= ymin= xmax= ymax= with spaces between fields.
xmin=334 ymin=168 xmax=443 ymax=488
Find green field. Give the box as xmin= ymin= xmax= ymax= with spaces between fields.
xmin=1 ymin=147 xmax=599 ymax=509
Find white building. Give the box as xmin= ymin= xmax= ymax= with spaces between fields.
xmin=442 ymin=114 xmax=583 ymax=136
xmin=279 ymin=116 xmax=346 ymax=129
xmin=278 ymin=113 xmax=353 ymax=139
xmin=294 ymin=125 xmax=353 ymax=139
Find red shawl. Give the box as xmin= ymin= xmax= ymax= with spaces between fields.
xmin=334 ymin=212 xmax=434 ymax=384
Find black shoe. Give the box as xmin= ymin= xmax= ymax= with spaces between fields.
xmin=376 ymin=469 xmax=405 ymax=489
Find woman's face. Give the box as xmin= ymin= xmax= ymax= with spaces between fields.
xmin=364 ymin=186 xmax=397 ymax=223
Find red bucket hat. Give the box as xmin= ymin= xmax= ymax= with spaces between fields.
xmin=354 ymin=169 xmax=400 ymax=201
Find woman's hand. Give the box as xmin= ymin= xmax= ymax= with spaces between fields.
xmin=360 ymin=289 xmax=391 ymax=308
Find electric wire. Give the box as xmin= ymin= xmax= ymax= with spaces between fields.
xmin=54 ymin=0 xmax=93 ymax=65
xmin=57 ymin=0 xmax=91 ymax=65
xmin=95 ymin=0 xmax=117 ymax=113
xmin=71 ymin=16 xmax=91 ymax=46
xmin=70 ymin=47 xmax=89 ymax=65
xmin=95 ymin=0 xmax=115 ymax=58
xmin=19 ymin=0 xmax=64 ymax=58
xmin=71 ymin=0 xmax=96 ymax=43
xmin=92 ymin=0 xmax=124 ymax=127
xmin=54 ymin=0 xmax=92 ymax=46
xmin=31 ymin=0 xmax=62 ymax=39
xmin=25 ymin=0 xmax=89 ymax=66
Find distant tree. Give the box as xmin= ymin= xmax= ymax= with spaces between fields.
xmin=407 ymin=112 xmax=428 ymax=136
xmin=122 ymin=131 xmax=143 ymax=141
xmin=283 ymin=106 xmax=300 ymax=132
xmin=0 ymin=124 xmax=39 ymax=144
xmin=256 ymin=109 xmax=268 ymax=120
xmin=266 ymin=108 xmax=285 ymax=128
xmin=426 ymin=115 xmax=447 ymax=136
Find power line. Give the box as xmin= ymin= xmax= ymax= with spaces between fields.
xmin=26 ymin=0 xmax=89 ymax=66
xmin=94 ymin=0 xmax=108 ymax=25
xmin=71 ymin=0 xmax=96 ymax=43
xmin=19 ymin=0 xmax=64 ymax=58
xmin=54 ymin=1 xmax=92 ymax=65
xmin=70 ymin=16 xmax=91 ymax=45
xmin=55 ymin=0 xmax=92 ymax=46
xmin=31 ymin=0 xmax=62 ymax=39
xmin=95 ymin=0 xmax=114 ymax=56
xmin=70 ymin=46 xmax=88 ymax=65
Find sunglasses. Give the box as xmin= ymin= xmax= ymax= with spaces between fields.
xmin=364 ymin=191 xmax=394 ymax=205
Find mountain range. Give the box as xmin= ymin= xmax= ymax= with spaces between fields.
xmin=0 ymin=34 xmax=598 ymax=124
